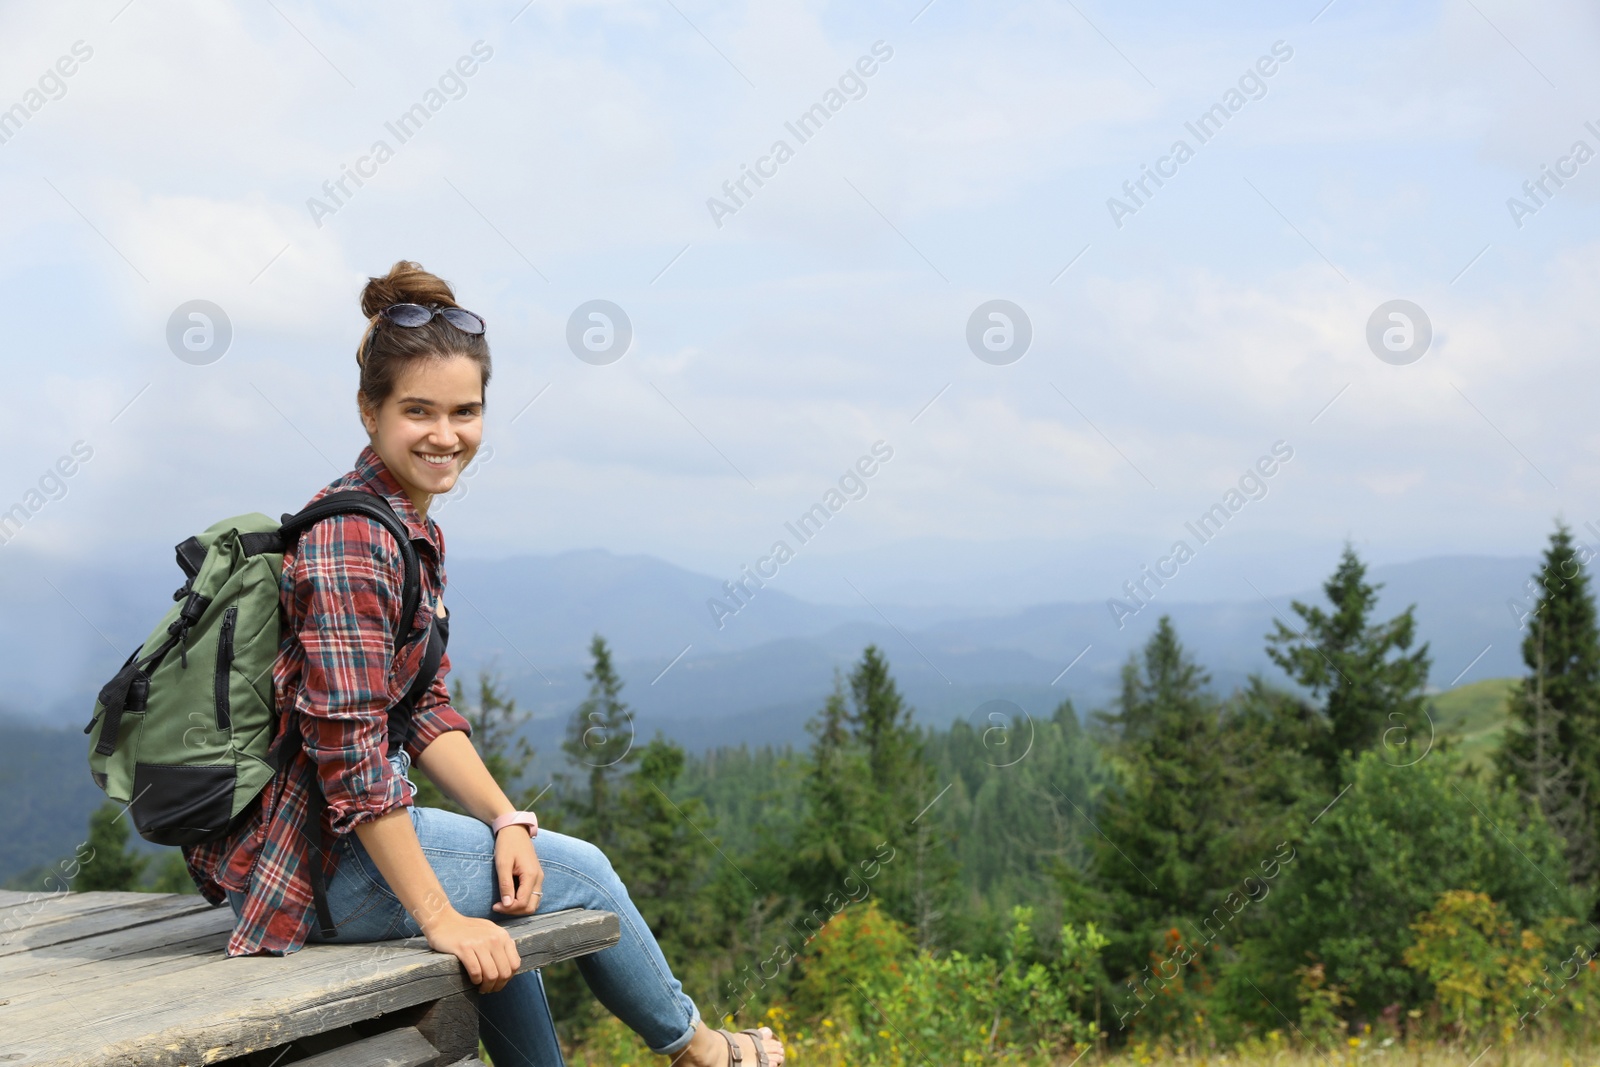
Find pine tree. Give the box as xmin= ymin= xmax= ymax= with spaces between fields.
xmin=1089 ymin=615 xmax=1322 ymax=994
xmin=74 ymin=801 xmax=148 ymax=892
xmin=1497 ymin=522 xmax=1600 ymax=884
xmin=1093 ymin=616 xmax=1227 ymax=930
xmin=412 ymin=667 xmax=536 ymax=814
xmin=788 ymin=672 xmax=876 ymax=905
xmin=613 ymin=737 xmax=714 ymax=962
xmin=848 ymin=645 xmax=921 ymax=805
xmin=464 ymin=668 xmax=537 ymax=799
xmin=559 ymin=635 xmax=639 ymax=854
xmin=1265 ymin=543 xmax=1431 ymax=782
xmin=788 ymin=649 xmax=951 ymax=945
xmin=845 ymin=646 xmax=950 ymax=947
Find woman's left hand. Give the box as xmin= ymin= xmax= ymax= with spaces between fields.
xmin=491 ymin=826 xmax=544 ymax=916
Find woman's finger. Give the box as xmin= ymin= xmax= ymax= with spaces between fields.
xmin=497 ymin=933 xmax=522 ymax=985
xmin=495 ymin=848 xmax=517 ymax=909
xmin=513 ymin=851 xmax=539 ymax=911
xmin=474 ymin=944 xmax=501 ymax=993
xmin=528 ymin=850 xmax=545 ymax=898
xmin=482 ymin=936 xmax=510 ymax=992
xmin=459 ymin=944 xmax=483 ymax=987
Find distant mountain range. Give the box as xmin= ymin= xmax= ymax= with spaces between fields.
xmin=0 ymin=541 xmax=1541 ymax=757
xmin=0 ymin=536 xmax=1542 ymax=888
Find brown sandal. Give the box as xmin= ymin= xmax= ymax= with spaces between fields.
xmin=716 ymin=1028 xmax=771 ymax=1067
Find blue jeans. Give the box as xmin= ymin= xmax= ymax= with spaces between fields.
xmin=225 ymin=762 xmax=701 ymax=1064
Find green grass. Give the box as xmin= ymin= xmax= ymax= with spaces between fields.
xmin=1428 ymin=676 xmax=1517 ymax=774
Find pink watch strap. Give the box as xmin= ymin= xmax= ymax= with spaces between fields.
xmin=490 ymin=810 xmax=538 ymax=836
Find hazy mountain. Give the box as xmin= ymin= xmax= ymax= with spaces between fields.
xmin=0 ymin=539 xmax=1542 ymax=888
xmin=1 ymin=540 xmax=1537 ymax=750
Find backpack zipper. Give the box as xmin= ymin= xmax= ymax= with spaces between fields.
xmin=214 ymin=605 xmax=237 ymax=731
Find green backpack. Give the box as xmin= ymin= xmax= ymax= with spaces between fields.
xmin=84 ymin=490 xmax=442 ymax=853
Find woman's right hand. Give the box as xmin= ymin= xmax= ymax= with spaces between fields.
xmin=423 ymin=909 xmax=522 ymax=993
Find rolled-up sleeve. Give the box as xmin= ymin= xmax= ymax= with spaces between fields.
xmin=292 ymin=515 xmax=411 ymax=836
xmin=404 ymin=647 xmax=473 ymax=763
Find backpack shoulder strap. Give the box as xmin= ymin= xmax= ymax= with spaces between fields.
xmin=275 ymin=490 xmax=425 ymax=647
xmin=387 ymin=616 xmax=447 ymax=756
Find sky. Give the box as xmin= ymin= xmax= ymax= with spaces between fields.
xmin=2 ymin=0 xmax=1599 ymax=613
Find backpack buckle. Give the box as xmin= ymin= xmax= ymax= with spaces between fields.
xmin=175 ymin=590 xmax=210 ymax=627
xmin=166 ymin=591 xmax=211 ymax=670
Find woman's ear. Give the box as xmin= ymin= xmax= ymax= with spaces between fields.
xmin=357 ymin=390 xmax=377 ymax=436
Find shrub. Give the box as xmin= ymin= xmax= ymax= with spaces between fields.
xmin=1248 ymin=751 xmax=1586 ymax=1022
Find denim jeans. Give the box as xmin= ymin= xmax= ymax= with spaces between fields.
xmin=225 ymin=755 xmax=701 ymax=1064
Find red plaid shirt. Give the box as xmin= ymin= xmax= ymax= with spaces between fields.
xmin=183 ymin=444 xmax=473 ymax=956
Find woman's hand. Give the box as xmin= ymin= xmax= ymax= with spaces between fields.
xmin=491 ymin=825 xmax=544 ymax=917
xmin=423 ymin=911 xmax=521 ymax=993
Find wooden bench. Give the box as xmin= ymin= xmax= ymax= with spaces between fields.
xmin=0 ymin=888 xmax=619 ymax=1066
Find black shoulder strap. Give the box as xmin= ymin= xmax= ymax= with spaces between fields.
xmin=275 ymin=490 xmax=425 ymax=647
xmin=387 ymin=615 xmax=448 ymax=756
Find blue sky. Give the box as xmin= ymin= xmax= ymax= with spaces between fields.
xmin=2 ymin=0 xmax=1598 ymax=611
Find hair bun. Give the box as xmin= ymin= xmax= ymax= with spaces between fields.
xmin=360 ymin=260 xmax=459 ymax=319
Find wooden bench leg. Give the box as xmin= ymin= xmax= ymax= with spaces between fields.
xmin=415 ymin=989 xmax=481 ymax=1062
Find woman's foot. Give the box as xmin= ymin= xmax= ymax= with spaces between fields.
xmin=674 ymin=1022 xmax=784 ymax=1066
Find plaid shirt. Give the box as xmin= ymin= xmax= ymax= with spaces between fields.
xmin=183 ymin=444 xmax=473 ymax=957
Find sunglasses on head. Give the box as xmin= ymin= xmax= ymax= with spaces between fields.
xmin=362 ymin=303 xmax=487 ymax=362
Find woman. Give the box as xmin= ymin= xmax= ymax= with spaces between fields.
xmin=182 ymin=261 xmax=784 ymax=1067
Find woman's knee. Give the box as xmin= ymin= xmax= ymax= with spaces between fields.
xmin=539 ymin=830 xmax=620 ymax=882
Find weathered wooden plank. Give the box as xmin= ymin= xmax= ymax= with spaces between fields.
xmin=0 ymin=908 xmax=619 ymax=1066
xmin=0 ymin=904 xmax=236 ymax=994
xmin=4 ymin=908 xmax=607 ymax=1021
xmin=0 ymin=890 xmax=168 ymax=934
xmin=288 ymin=1025 xmax=439 ymax=1067
xmin=0 ymin=893 xmax=213 ymax=958
xmin=0 ymin=889 xmax=160 ymax=912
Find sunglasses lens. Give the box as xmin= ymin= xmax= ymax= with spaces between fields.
xmin=440 ymin=309 xmax=486 ymax=335
xmin=386 ymin=303 xmax=434 ymax=327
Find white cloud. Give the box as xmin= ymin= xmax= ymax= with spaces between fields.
xmin=0 ymin=0 xmax=1597 ymax=594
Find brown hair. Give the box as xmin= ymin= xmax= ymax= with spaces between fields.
xmin=356 ymin=260 xmax=491 ymax=406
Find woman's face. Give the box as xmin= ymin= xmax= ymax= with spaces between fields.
xmin=359 ymin=353 xmax=484 ymax=515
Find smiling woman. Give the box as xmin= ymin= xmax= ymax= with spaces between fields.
xmin=189 ymin=260 xmax=785 ymax=1067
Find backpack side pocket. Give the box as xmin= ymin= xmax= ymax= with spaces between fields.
xmin=214 ymin=605 xmax=237 ymax=731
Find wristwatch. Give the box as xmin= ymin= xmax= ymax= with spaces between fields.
xmin=490 ymin=810 xmax=539 ymax=837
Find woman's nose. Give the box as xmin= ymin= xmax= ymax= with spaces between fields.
xmin=428 ymin=416 xmax=458 ymax=445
